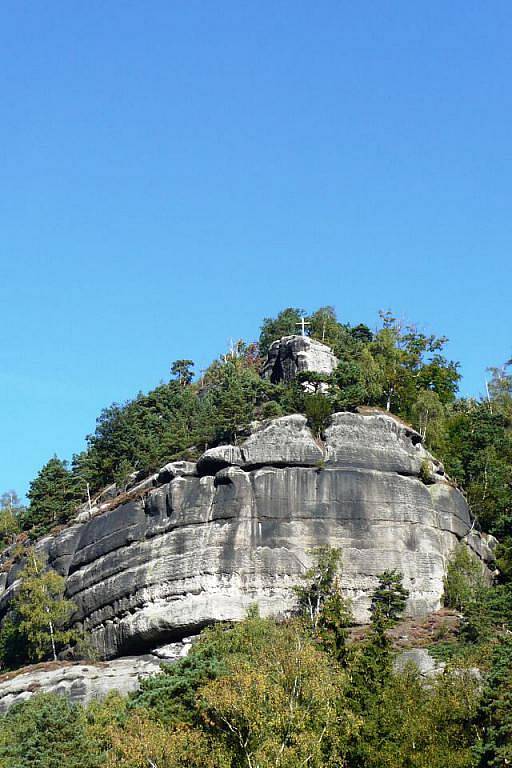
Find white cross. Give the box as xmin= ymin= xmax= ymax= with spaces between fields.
xmin=295 ymin=317 xmax=311 ymax=336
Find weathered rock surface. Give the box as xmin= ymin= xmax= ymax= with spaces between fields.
xmin=0 ymin=637 xmax=197 ymax=713
xmin=0 ymin=413 xmax=496 ymax=661
xmin=240 ymin=415 xmax=324 ymax=467
xmin=0 ymin=657 xmax=161 ymax=713
xmin=197 ymin=446 xmax=243 ymax=475
xmin=261 ymin=335 xmax=338 ymax=384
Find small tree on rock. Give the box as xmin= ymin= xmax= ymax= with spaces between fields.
xmin=294 ymin=547 xmax=352 ymax=661
xmin=369 ymin=569 xmax=409 ymax=637
xmin=1 ymin=550 xmax=77 ymax=665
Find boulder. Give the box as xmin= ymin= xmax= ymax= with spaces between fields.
xmin=325 ymin=412 xmax=425 ymax=474
xmin=157 ymin=460 xmax=198 ymax=484
xmin=261 ymin=335 xmax=338 ymax=384
xmin=240 ymin=414 xmax=324 ymax=467
xmin=394 ymin=648 xmax=443 ymax=677
xmin=0 ymin=656 xmax=162 ymax=713
xmin=197 ymin=446 xmax=243 ymax=475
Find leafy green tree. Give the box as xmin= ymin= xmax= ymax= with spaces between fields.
xmin=198 ymin=614 xmax=354 ymax=768
xmin=308 ymin=305 xmax=344 ymax=347
xmin=370 ymin=311 xmax=460 ymax=414
xmin=0 ymin=491 xmax=22 ymax=547
xmin=440 ymin=401 xmax=512 ymax=543
xmin=411 ymin=389 xmax=446 ymax=449
xmin=444 ymin=544 xmax=487 ymax=612
xmin=293 ymin=547 xmax=352 ymax=663
xmin=487 ymin=360 xmax=512 ymax=420
xmin=0 ymin=550 xmax=77 ymax=664
xmin=104 ymin=712 xmax=229 ymax=768
xmin=347 ymin=666 xmax=480 ymax=768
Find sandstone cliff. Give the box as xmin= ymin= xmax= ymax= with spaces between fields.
xmin=0 ymin=412 xmax=495 ymax=662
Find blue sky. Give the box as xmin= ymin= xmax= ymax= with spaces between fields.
xmin=1 ymin=1 xmax=511 ymax=498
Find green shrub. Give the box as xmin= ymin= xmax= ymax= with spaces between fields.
xmin=443 ymin=544 xmax=487 ymax=612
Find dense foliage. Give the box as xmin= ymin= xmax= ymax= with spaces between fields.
xmin=0 ymin=559 xmax=500 ymax=768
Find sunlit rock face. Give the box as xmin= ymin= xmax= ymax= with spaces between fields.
xmin=261 ymin=335 xmax=338 ymax=384
xmin=0 ymin=413 xmax=495 ymax=659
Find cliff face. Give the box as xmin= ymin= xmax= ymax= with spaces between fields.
xmin=0 ymin=413 xmax=495 ymax=660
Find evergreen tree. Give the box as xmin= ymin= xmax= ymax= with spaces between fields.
xmin=369 ymin=569 xmax=409 ymax=635
xmin=303 ymin=392 xmax=333 ymax=436
xmin=475 ymin=636 xmax=512 ymax=767
xmin=171 ymin=359 xmax=194 ymax=387
xmin=25 ymin=457 xmax=80 ymax=534
xmin=0 ymin=693 xmax=102 ymax=768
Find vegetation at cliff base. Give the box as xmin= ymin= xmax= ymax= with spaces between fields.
xmin=0 ymin=564 xmax=490 ymax=768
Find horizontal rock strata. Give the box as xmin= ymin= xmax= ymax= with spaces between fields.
xmin=0 ymin=413 xmax=495 ymax=661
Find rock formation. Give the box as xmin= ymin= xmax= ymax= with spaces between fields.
xmin=0 ymin=412 xmax=495 ymax=664
xmin=261 ymin=335 xmax=338 ymax=384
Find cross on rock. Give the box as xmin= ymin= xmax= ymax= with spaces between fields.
xmin=295 ymin=317 xmax=311 ymax=337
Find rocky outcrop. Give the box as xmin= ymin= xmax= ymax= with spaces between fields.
xmin=261 ymin=335 xmax=338 ymax=384
xmin=0 ymin=638 xmax=196 ymax=713
xmin=241 ymin=415 xmax=323 ymax=467
xmin=0 ymin=657 xmax=161 ymax=713
xmin=0 ymin=412 xmax=496 ymax=661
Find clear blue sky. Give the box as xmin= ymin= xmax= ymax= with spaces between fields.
xmin=1 ymin=1 xmax=511 ymax=498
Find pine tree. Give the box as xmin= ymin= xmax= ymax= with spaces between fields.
xmin=26 ymin=457 xmax=80 ymax=534
xmin=369 ymin=569 xmax=409 ymax=636
xmin=475 ymin=636 xmax=512 ymax=767
xmin=171 ymin=359 xmax=194 ymax=387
